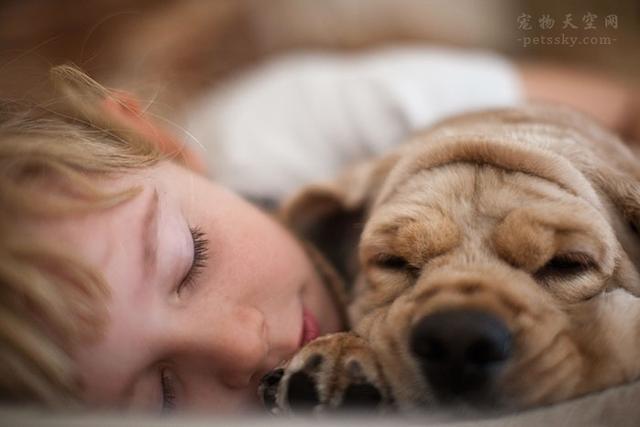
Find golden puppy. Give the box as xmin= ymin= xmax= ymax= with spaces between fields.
xmin=259 ymin=105 xmax=640 ymax=414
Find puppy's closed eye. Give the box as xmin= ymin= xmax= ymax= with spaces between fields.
xmin=372 ymin=254 xmax=421 ymax=278
xmin=534 ymin=252 xmax=598 ymax=282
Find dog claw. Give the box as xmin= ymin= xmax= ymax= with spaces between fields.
xmin=264 ymin=332 xmax=391 ymax=414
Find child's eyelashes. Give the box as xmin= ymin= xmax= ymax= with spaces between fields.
xmin=160 ymin=367 xmax=177 ymax=412
xmin=178 ymin=226 xmax=209 ymax=294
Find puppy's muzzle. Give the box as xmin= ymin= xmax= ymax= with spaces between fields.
xmin=410 ymin=309 xmax=512 ymax=403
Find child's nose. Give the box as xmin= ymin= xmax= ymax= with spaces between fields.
xmin=217 ymin=305 xmax=270 ymax=389
xmin=178 ymin=304 xmax=270 ymax=389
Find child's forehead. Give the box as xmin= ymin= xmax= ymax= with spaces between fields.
xmin=22 ymin=171 xmax=154 ymax=242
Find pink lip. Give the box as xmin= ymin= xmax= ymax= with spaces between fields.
xmin=300 ymin=308 xmax=320 ymax=347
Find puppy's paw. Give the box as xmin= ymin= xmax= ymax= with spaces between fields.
xmin=259 ymin=332 xmax=392 ymax=414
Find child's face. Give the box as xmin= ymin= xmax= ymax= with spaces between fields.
xmin=35 ymin=161 xmax=342 ymax=413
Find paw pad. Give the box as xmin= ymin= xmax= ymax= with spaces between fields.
xmin=287 ymin=371 xmax=320 ymax=410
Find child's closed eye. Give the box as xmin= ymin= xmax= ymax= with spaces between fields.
xmin=178 ymin=226 xmax=209 ymax=294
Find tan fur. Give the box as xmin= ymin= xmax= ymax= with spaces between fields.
xmin=272 ymin=105 xmax=640 ymax=412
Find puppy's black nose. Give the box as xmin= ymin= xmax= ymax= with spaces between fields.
xmin=410 ymin=309 xmax=511 ymax=401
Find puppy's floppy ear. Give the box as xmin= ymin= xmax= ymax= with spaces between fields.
xmin=281 ymin=155 xmax=399 ymax=284
xmin=578 ymin=145 xmax=640 ymax=295
xmin=592 ymin=167 xmax=640 ymax=232
xmin=595 ymin=169 xmax=640 ymax=296
xmin=575 ymin=128 xmax=640 ymax=237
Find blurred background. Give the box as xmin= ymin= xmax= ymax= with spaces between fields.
xmin=1 ymin=0 xmax=639 ymax=115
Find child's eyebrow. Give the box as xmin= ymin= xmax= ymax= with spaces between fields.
xmin=142 ymin=188 xmax=159 ymax=278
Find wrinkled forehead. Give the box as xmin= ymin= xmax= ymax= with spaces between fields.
xmin=363 ymin=137 xmax=617 ymax=252
xmin=382 ymin=163 xmax=576 ymax=215
xmin=367 ymin=162 xmax=607 ymax=240
xmin=374 ymin=136 xmax=604 ymax=213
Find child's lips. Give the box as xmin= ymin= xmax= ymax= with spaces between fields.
xmin=300 ymin=307 xmax=320 ymax=347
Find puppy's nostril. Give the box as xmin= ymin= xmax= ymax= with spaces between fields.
xmin=414 ymin=336 xmax=448 ymax=363
xmin=466 ymin=336 xmax=511 ymax=365
xmin=410 ymin=309 xmax=512 ymax=400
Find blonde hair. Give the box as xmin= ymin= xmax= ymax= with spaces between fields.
xmin=0 ymin=65 xmax=164 ymax=406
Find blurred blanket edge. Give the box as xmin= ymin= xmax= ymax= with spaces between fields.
xmin=0 ymin=379 xmax=639 ymax=427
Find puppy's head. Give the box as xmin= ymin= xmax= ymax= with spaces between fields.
xmin=282 ymin=106 xmax=640 ymax=409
